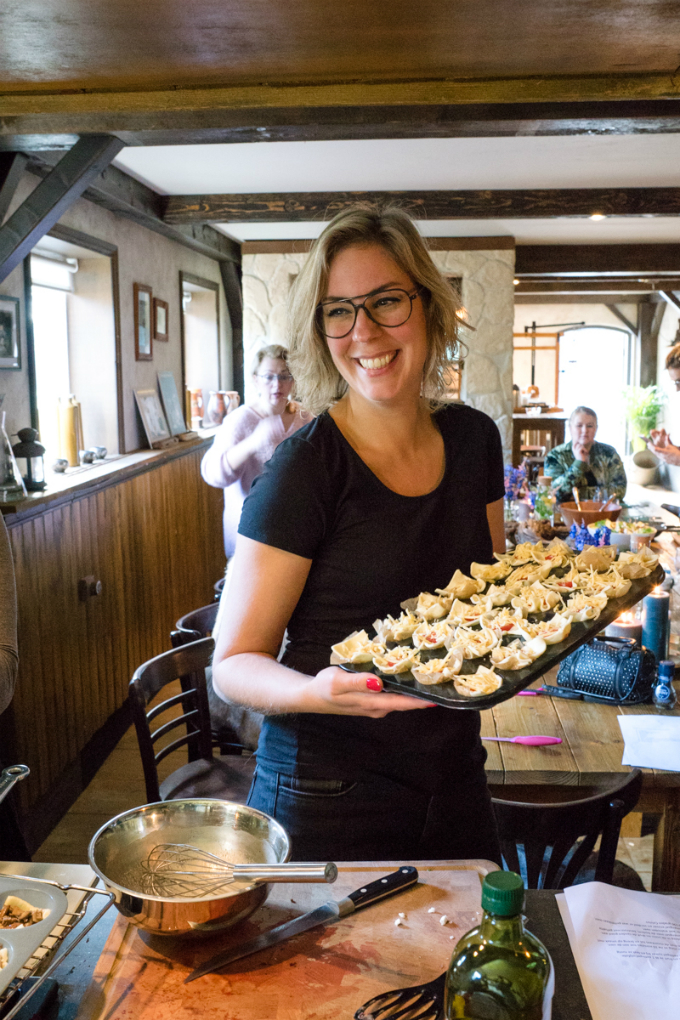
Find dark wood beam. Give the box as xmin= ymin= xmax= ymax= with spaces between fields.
xmin=4 ymin=100 xmax=680 ymax=149
xmin=514 ymin=293 xmax=654 ymax=305
xmin=515 ymin=278 xmax=680 ymax=296
xmin=0 ymin=153 xmax=28 ymax=222
xmin=605 ymin=304 xmax=638 ymax=333
xmin=515 ymin=245 xmax=680 ymax=276
xmin=0 ymin=135 xmax=123 ymax=284
xmin=164 ymin=188 xmax=680 ymax=225
xmin=639 ymin=300 xmax=666 ymax=387
xmin=26 ymin=155 xmax=240 ymax=265
xmin=660 ymin=291 xmax=680 ymax=312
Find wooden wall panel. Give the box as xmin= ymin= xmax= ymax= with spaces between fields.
xmin=4 ymin=443 xmax=224 ymax=846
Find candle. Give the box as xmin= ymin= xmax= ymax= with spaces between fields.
xmin=605 ymin=611 xmax=642 ymax=644
xmin=641 ymin=587 xmax=671 ymax=664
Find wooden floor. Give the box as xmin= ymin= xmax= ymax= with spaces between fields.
xmin=32 ymin=684 xmax=654 ymax=889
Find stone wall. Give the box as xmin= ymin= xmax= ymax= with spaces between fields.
xmin=242 ymin=244 xmax=515 ymax=458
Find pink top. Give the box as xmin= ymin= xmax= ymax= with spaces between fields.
xmin=201 ymin=404 xmax=309 ymax=557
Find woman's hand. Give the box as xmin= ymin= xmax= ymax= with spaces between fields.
xmin=572 ymin=441 xmax=590 ymax=463
xmin=299 ymin=667 xmax=435 ymax=718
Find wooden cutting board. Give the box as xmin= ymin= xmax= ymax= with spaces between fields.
xmin=76 ymin=861 xmax=493 ymax=1020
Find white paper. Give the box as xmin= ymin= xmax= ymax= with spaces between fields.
xmin=617 ymin=714 xmax=680 ymax=771
xmin=558 ymin=882 xmax=680 ymax=1020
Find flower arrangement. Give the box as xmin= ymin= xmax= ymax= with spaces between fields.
xmin=568 ymin=523 xmax=611 ymax=550
xmin=504 ymin=464 xmax=528 ymax=501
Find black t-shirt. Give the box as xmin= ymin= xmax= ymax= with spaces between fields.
xmin=239 ymin=402 xmax=505 ymax=790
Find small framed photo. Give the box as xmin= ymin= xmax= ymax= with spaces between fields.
xmin=0 ymin=295 xmax=21 ymax=370
xmin=153 ymin=298 xmax=169 ymax=341
xmin=134 ymin=387 xmax=171 ymax=447
xmin=158 ymin=371 xmax=187 ymax=435
xmin=134 ymin=283 xmax=153 ymax=361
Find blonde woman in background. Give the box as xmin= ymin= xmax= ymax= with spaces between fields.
xmin=212 ymin=206 xmax=505 ymax=863
xmin=201 ymin=344 xmax=309 ymax=558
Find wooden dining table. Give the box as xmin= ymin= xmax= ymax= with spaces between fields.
xmin=482 ymin=666 xmax=680 ymax=891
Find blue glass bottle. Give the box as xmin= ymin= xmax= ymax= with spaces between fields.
xmin=653 ymin=660 xmax=677 ymax=710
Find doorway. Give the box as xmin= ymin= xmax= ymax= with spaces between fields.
xmin=558 ymin=325 xmax=632 ymax=453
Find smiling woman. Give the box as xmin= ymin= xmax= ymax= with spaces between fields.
xmin=212 ymin=206 xmax=506 ymax=863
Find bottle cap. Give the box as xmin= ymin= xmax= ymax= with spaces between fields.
xmin=658 ymin=660 xmax=675 ymax=681
xmin=481 ymin=871 xmax=524 ymax=916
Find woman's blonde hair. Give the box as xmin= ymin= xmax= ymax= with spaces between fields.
xmin=250 ymin=343 xmax=289 ymax=376
xmin=287 ymin=205 xmax=466 ymax=414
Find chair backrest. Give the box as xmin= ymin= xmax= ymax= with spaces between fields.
xmin=129 ymin=637 xmax=215 ymax=803
xmin=171 ymin=602 xmax=219 ymax=648
xmin=492 ymin=769 xmax=643 ymax=889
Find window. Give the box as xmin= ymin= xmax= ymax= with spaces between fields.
xmin=180 ymin=273 xmax=221 ymax=426
xmin=30 ymin=231 xmax=120 ymax=466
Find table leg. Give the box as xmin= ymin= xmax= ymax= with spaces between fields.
xmin=652 ymin=788 xmax=680 ymax=892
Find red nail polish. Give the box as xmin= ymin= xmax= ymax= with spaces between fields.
xmin=366 ymin=677 xmax=382 ymax=691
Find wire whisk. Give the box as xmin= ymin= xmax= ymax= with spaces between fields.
xmin=139 ymin=843 xmax=337 ymax=898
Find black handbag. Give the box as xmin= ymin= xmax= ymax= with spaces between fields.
xmin=556 ymin=635 xmax=656 ymax=704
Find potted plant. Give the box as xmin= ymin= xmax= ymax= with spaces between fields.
xmin=622 ymin=385 xmax=666 ymax=452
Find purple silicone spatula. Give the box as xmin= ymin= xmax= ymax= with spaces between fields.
xmin=482 ymin=735 xmax=562 ymax=746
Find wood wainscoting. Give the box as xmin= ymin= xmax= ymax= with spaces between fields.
xmin=1 ymin=440 xmax=224 ymax=851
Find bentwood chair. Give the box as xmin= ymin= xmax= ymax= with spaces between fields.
xmin=492 ymin=769 xmax=643 ymax=889
xmin=171 ymin=603 xmax=263 ymax=753
xmin=128 ymin=637 xmax=255 ymax=804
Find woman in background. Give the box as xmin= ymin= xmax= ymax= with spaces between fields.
xmin=201 ymin=344 xmax=308 ymax=558
xmin=649 ymin=342 xmax=680 ymax=466
xmin=544 ymin=405 xmax=626 ymax=503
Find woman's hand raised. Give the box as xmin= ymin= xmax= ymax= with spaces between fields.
xmin=299 ymin=666 xmax=435 ymax=718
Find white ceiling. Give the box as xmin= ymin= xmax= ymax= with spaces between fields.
xmin=113 ymin=134 xmax=680 ymax=244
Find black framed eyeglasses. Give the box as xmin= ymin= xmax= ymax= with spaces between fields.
xmin=316 ymin=287 xmax=422 ymax=339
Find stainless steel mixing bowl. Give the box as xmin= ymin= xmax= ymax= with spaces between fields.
xmin=88 ymin=799 xmax=291 ymax=937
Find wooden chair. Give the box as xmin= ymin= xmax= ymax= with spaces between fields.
xmin=171 ymin=603 xmax=263 ymax=754
xmin=171 ymin=602 xmax=218 ymax=647
xmin=128 ymin=637 xmax=255 ymax=804
xmin=492 ymin=769 xmax=643 ymax=889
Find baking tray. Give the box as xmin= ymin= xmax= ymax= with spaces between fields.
xmin=341 ymin=563 xmax=665 ymax=710
xmin=0 ymin=876 xmax=69 ymax=997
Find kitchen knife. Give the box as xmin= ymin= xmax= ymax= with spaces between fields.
xmin=537 ymin=685 xmax=583 ymax=700
xmin=185 ymin=865 xmax=418 ymax=983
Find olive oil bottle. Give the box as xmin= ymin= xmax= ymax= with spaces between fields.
xmin=444 ymin=871 xmax=552 ymax=1020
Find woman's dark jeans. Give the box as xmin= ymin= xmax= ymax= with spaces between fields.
xmin=247 ymin=763 xmax=501 ymax=864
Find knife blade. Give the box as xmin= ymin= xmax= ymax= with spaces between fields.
xmin=185 ymin=865 xmax=418 ymax=983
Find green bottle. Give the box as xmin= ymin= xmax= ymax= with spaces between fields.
xmin=444 ymin=871 xmax=552 ymax=1020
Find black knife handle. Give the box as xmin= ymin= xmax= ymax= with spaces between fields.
xmin=538 ymin=686 xmax=583 ymax=700
xmin=348 ymin=866 xmax=418 ymax=910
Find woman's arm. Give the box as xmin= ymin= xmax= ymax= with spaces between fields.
xmin=0 ymin=516 xmax=18 ymax=717
xmin=202 ymin=415 xmax=286 ymax=487
xmin=486 ymin=497 xmax=506 ymax=555
xmin=212 ymin=535 xmax=433 ymax=719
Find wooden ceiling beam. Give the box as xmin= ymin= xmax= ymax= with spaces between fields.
xmin=163 ymin=188 xmax=680 ymax=225
xmin=0 ymin=152 xmax=28 ymax=222
xmin=0 ymin=135 xmax=123 ymax=284
xmin=514 ymin=278 xmax=680 ymax=295
xmin=26 ymin=153 xmax=240 ymax=265
xmin=1 ymin=72 xmax=680 ymax=123
xmin=3 ymin=100 xmax=680 ymax=149
xmin=515 ymin=245 xmax=680 ymax=276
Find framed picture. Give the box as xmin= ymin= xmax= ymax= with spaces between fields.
xmin=0 ymin=295 xmax=21 ymax=370
xmin=134 ymin=283 xmax=153 ymax=361
xmin=153 ymin=298 xmax=169 ymax=341
xmin=157 ymin=371 xmax=187 ymax=436
xmin=134 ymin=387 xmax=171 ymax=447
